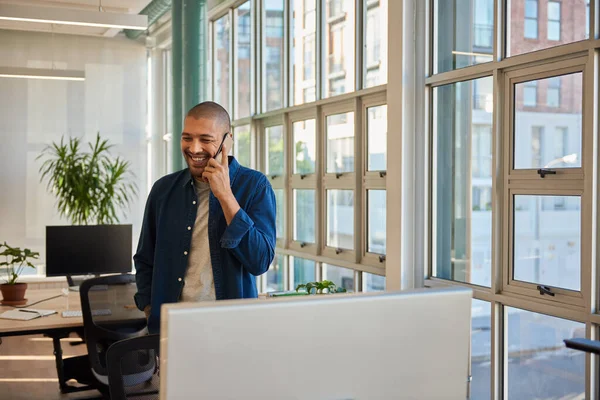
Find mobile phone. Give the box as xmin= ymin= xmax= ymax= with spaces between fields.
xmin=214 ymin=132 xmax=233 ymax=159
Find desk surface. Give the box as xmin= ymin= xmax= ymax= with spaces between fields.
xmin=0 ymin=286 xmax=143 ymax=336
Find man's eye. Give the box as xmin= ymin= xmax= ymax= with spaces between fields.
xmin=182 ymin=137 xmax=192 ymax=142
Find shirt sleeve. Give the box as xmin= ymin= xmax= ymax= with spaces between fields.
xmin=219 ymin=182 xmax=276 ymax=276
xmin=133 ymin=183 xmax=158 ymax=311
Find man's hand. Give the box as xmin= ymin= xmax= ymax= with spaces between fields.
xmin=202 ymin=139 xmax=241 ymax=225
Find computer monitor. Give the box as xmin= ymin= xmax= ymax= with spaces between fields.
xmin=159 ymin=287 xmax=472 ymax=400
xmin=46 ymin=225 xmax=133 ymax=285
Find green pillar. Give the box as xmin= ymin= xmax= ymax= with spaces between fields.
xmin=171 ymin=0 xmax=185 ymax=171
xmin=183 ymin=0 xmax=207 ymax=111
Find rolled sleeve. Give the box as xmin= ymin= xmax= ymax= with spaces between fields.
xmin=220 ymin=208 xmax=255 ymax=248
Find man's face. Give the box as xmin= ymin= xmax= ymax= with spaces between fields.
xmin=181 ymin=116 xmax=227 ymax=179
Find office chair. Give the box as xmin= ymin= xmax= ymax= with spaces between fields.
xmin=106 ymin=334 xmax=160 ymax=399
xmin=63 ymin=274 xmax=151 ymax=398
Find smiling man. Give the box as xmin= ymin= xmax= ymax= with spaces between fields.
xmin=134 ymin=101 xmax=276 ymax=334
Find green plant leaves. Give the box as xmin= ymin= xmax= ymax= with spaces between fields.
xmin=37 ymin=133 xmax=138 ymax=225
xmin=294 ymin=280 xmax=347 ymax=294
xmin=0 ymin=242 xmax=39 ymax=284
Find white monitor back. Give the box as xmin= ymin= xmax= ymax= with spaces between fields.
xmin=159 ymin=287 xmax=472 ymax=400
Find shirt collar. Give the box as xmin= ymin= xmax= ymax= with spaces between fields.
xmin=182 ymin=156 xmax=240 ymax=187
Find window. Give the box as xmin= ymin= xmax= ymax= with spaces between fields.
xmin=213 ymin=15 xmax=230 ymax=113
xmin=323 ymin=264 xmax=354 ymax=291
xmin=367 ymin=105 xmax=387 ymax=171
xmin=327 ymin=190 xmax=354 ymax=249
xmin=291 ymin=0 xmax=317 ymax=105
xmin=367 ymin=190 xmax=386 ymax=254
xmin=233 ymin=124 xmax=252 ymax=167
xmin=291 ymin=257 xmax=316 ymax=288
xmin=234 ymin=2 xmax=252 ymax=119
xmin=524 ymin=0 xmax=538 ymax=39
xmin=547 ymin=1 xmax=561 ymax=41
xmin=363 ymin=272 xmax=385 ymax=291
xmin=326 ymin=112 xmax=354 ymax=174
xmin=293 ymin=189 xmax=315 ymax=243
xmin=324 ymin=0 xmax=355 ymax=97
xmin=433 ymin=0 xmax=493 ymax=74
xmin=266 ymin=254 xmax=286 ymax=292
xmin=293 ymin=119 xmax=316 ymax=174
xmin=523 ymin=80 xmax=537 ymax=107
xmin=263 ymin=0 xmax=285 ymax=112
xmin=364 ymin=0 xmax=388 ymax=88
xmin=547 ymin=76 xmax=561 ymax=107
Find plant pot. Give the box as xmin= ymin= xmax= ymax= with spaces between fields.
xmin=0 ymin=282 xmax=28 ymax=306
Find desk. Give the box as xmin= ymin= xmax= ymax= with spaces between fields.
xmin=0 ymin=287 xmax=144 ymax=394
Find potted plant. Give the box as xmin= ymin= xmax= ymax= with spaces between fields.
xmin=0 ymin=242 xmax=40 ymax=305
xmin=37 ymin=133 xmax=138 ymax=225
xmin=295 ymin=280 xmax=347 ymax=295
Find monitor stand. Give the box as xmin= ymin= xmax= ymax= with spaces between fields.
xmin=67 ymin=275 xmax=106 ymax=292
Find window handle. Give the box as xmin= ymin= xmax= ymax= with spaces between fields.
xmin=300 ymin=242 xmax=307 ymax=248
xmin=335 ymin=173 xmax=343 ymax=179
xmin=537 ymin=168 xmax=556 ymax=178
xmin=335 ymin=248 xmax=343 ymax=254
xmin=379 ymin=171 xmax=386 ymax=178
xmin=379 ymin=255 xmax=386 ymax=263
xmin=537 ymin=285 xmax=555 ymax=297
xmin=300 ymin=174 xmax=307 ymax=180
xmin=270 ymin=175 xmax=278 ymax=180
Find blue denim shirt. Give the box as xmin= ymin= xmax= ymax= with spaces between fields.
xmin=133 ymin=157 xmax=276 ymax=333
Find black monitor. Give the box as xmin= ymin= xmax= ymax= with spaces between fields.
xmin=46 ymin=225 xmax=133 ymax=285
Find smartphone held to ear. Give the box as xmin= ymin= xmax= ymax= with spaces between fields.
xmin=214 ymin=133 xmax=233 ymax=159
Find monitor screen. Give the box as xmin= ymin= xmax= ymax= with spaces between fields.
xmin=45 ymin=225 xmax=133 ymax=277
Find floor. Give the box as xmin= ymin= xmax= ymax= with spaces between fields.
xmin=0 ymin=333 xmax=104 ymax=400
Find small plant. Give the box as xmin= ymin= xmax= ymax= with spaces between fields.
xmin=295 ymin=280 xmax=347 ymax=295
xmin=37 ymin=133 xmax=138 ymax=225
xmin=0 ymin=242 xmax=39 ymax=285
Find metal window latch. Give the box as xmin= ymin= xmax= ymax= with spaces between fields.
xmin=379 ymin=171 xmax=386 ymax=178
xmin=300 ymin=242 xmax=307 ymax=248
xmin=335 ymin=173 xmax=343 ymax=179
xmin=335 ymin=248 xmax=343 ymax=254
xmin=379 ymin=255 xmax=386 ymax=263
xmin=300 ymin=174 xmax=307 ymax=180
xmin=537 ymin=285 xmax=555 ymax=297
xmin=271 ymin=175 xmax=278 ymax=180
xmin=537 ymin=168 xmax=556 ymax=178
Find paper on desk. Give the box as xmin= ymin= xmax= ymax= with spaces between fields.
xmin=0 ymin=309 xmax=57 ymax=320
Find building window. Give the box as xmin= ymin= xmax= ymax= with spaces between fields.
xmin=523 ymin=80 xmax=537 ymax=107
xmin=547 ymin=76 xmax=561 ymax=107
xmin=547 ymin=1 xmax=561 ymax=41
xmin=524 ymin=0 xmax=538 ymax=39
xmin=474 ymin=0 xmax=493 ymax=48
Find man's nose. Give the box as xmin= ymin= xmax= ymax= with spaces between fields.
xmin=190 ymin=140 xmax=203 ymax=154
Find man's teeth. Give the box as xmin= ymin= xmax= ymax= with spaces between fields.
xmin=192 ymin=157 xmax=206 ymax=162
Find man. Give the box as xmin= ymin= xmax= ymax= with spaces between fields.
xmin=134 ymin=101 xmax=276 ymax=334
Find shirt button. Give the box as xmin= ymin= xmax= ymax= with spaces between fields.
xmin=184 ymin=251 xmax=188 ymax=255
xmin=193 ymin=201 xmax=196 ymax=205
xmin=178 ymin=278 xmax=182 ymax=282
xmin=187 ymin=226 xmax=191 ymax=230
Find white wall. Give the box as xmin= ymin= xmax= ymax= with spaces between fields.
xmin=0 ymin=30 xmax=148 ymax=274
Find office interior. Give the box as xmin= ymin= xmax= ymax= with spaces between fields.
xmin=0 ymin=0 xmax=595 ymax=398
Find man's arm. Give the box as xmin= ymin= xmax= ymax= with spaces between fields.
xmin=133 ymin=184 xmax=157 ymax=312
xmin=219 ymin=181 xmax=276 ymax=276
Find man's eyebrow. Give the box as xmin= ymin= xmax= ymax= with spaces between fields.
xmin=181 ymin=132 xmax=215 ymax=139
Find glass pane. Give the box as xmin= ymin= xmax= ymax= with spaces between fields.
xmin=433 ymin=0 xmax=494 ymax=74
xmin=234 ymin=125 xmax=251 ymax=167
xmin=266 ymin=125 xmax=284 ymax=176
xmin=266 ymin=254 xmax=285 ymax=292
xmin=506 ymin=308 xmax=585 ymax=399
xmin=367 ymin=105 xmax=387 ymax=171
xmin=323 ymin=264 xmax=354 ymax=292
xmin=234 ymin=2 xmax=252 ymax=119
xmin=293 ymin=119 xmax=316 ymax=174
xmin=433 ymin=77 xmax=493 ymax=287
xmin=274 ymin=189 xmax=284 ymax=239
xmin=292 ymin=257 xmax=316 ymax=287
xmin=214 ymin=15 xmax=230 ymax=113
xmin=514 ymin=74 xmax=582 ymax=169
xmin=291 ymin=0 xmax=317 ymax=105
xmin=368 ymin=190 xmax=386 ymax=254
xmin=327 ymin=190 xmax=354 ymax=249
xmin=364 ymin=0 xmax=388 ymax=88
xmin=508 ymin=0 xmax=588 ymax=56
xmin=324 ymin=0 xmax=355 ymax=97
xmin=513 ymin=195 xmax=581 ymax=292
xmin=264 ymin=0 xmax=285 ymax=111
xmin=363 ymin=272 xmax=385 ymax=291
xmin=326 ymin=112 xmax=355 ymax=173
xmin=471 ymin=299 xmax=491 ymax=400
xmin=293 ymin=189 xmax=315 ymax=243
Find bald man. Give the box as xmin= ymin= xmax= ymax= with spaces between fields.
xmin=134 ymin=101 xmax=276 ymax=333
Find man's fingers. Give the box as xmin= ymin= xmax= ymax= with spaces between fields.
xmin=221 ymin=136 xmax=229 ymax=167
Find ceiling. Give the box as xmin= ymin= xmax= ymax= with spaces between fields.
xmin=0 ymin=0 xmax=153 ymax=38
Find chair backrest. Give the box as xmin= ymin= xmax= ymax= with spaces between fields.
xmin=79 ymin=274 xmax=148 ymax=381
xmin=106 ymin=334 xmax=160 ymax=400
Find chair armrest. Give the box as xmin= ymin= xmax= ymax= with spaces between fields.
xmin=564 ymin=338 xmax=600 ymax=355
